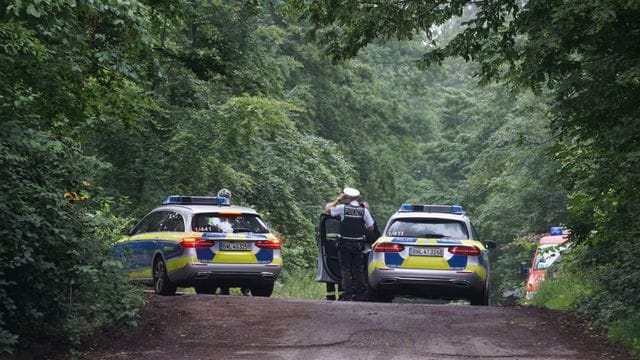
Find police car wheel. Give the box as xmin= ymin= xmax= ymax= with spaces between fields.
xmin=153 ymin=257 xmax=177 ymax=296
xmin=194 ymin=286 xmax=216 ymax=295
xmin=250 ymin=282 xmax=274 ymax=297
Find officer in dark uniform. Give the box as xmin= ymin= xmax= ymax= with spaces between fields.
xmin=326 ymin=187 xmax=374 ymax=301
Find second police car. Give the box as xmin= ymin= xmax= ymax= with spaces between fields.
xmin=368 ymin=204 xmax=496 ymax=305
xmin=113 ymin=195 xmax=282 ymax=296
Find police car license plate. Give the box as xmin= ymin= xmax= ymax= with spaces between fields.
xmin=219 ymin=242 xmax=251 ymax=251
xmin=409 ymin=247 xmax=444 ymax=257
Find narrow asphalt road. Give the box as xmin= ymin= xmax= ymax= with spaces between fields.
xmin=80 ymin=294 xmax=633 ymax=360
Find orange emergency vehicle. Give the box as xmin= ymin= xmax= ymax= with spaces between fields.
xmin=525 ymin=227 xmax=570 ymax=299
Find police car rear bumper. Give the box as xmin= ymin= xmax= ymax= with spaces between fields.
xmin=169 ymin=263 xmax=281 ymax=287
xmin=369 ymin=268 xmax=485 ymax=298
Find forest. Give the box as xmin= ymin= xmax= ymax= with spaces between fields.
xmin=1 ymin=0 xmax=638 ymax=355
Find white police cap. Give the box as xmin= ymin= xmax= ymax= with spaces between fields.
xmin=343 ymin=187 xmax=360 ymax=198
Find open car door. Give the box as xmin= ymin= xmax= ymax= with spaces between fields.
xmin=315 ymin=214 xmax=342 ymax=283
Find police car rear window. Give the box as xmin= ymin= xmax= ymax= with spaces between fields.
xmin=386 ymin=218 xmax=469 ymax=239
xmin=191 ymin=213 xmax=269 ymax=234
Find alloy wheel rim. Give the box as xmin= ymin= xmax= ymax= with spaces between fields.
xmin=154 ymin=261 xmax=164 ymax=292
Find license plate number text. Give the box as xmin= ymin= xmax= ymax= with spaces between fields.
xmin=409 ymin=247 xmax=444 ymax=257
xmin=219 ymin=242 xmax=252 ymax=251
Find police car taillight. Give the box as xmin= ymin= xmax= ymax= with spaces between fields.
xmin=255 ymin=239 xmax=281 ymax=250
xmin=373 ymin=243 xmax=405 ymax=252
xmin=448 ymin=246 xmax=480 ymax=256
xmin=180 ymin=237 xmax=215 ymax=248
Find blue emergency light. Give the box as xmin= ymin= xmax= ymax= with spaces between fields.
xmin=399 ymin=204 xmax=465 ymax=214
xmin=163 ymin=195 xmax=230 ymax=206
xmin=549 ymin=226 xmax=563 ymax=236
xmin=451 ymin=205 xmax=464 ymax=214
xmin=399 ymin=204 xmax=415 ymax=211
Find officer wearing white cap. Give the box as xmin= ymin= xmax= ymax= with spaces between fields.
xmin=326 ymin=187 xmax=374 ymax=301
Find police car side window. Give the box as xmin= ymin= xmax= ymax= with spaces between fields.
xmin=174 ymin=213 xmax=185 ymax=232
xmin=146 ymin=211 xmax=171 ymax=232
xmin=132 ymin=212 xmax=164 ymax=235
xmin=153 ymin=211 xmax=174 ymax=232
xmin=165 ymin=212 xmax=185 ymax=232
xmin=131 ymin=218 xmax=146 ymax=235
xmin=470 ymin=223 xmax=479 ymax=240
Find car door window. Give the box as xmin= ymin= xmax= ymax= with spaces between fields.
xmin=325 ymin=217 xmax=340 ymax=240
xmin=163 ymin=212 xmax=185 ymax=232
xmin=131 ymin=211 xmax=170 ymax=234
xmin=149 ymin=211 xmax=172 ymax=232
xmin=470 ymin=223 xmax=479 ymax=240
xmin=131 ymin=212 xmax=160 ymax=235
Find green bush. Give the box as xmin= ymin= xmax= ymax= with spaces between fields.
xmin=0 ymin=123 xmax=144 ymax=354
xmin=530 ymin=267 xmax=591 ymax=310
xmin=609 ymin=316 xmax=640 ymax=354
xmin=569 ymin=242 xmax=640 ymax=356
xmin=489 ymin=235 xmax=536 ymax=305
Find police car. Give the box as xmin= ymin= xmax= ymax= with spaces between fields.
xmin=113 ymin=195 xmax=282 ymax=296
xmin=367 ymin=204 xmax=496 ymax=305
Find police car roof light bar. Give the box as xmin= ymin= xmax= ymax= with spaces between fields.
xmin=549 ymin=226 xmax=563 ymax=236
xmin=163 ymin=195 xmax=230 ymax=206
xmin=398 ymin=204 xmax=465 ymax=214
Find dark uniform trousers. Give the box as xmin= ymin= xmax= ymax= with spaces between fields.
xmin=337 ymin=238 xmax=365 ymax=301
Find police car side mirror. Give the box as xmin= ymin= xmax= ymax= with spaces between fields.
xmin=126 ymin=227 xmax=135 ymax=236
xmin=484 ymin=240 xmax=497 ymax=250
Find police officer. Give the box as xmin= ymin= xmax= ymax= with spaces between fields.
xmin=326 ymin=187 xmax=374 ymax=301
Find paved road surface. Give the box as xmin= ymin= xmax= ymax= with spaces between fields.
xmin=80 ymin=294 xmax=633 ymax=359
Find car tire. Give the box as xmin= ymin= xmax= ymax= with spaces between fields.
xmin=153 ymin=257 xmax=177 ymax=296
xmin=250 ymin=282 xmax=274 ymax=297
xmin=470 ymin=286 xmax=489 ymax=306
xmin=194 ymin=286 xmax=216 ymax=294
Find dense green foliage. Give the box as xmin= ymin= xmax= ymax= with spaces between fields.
xmin=5 ymin=0 xmax=637 ymax=355
xmin=1 ymin=0 xmax=152 ymax=352
xmin=0 ymin=99 xmax=144 ymax=351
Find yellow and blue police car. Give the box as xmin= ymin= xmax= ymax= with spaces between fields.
xmin=367 ymin=204 xmax=496 ymax=305
xmin=113 ymin=195 xmax=282 ymax=296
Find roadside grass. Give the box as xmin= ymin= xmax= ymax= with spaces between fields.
xmin=530 ymin=270 xmax=590 ymax=310
xmin=609 ymin=316 xmax=640 ymax=355
xmin=272 ymin=269 xmax=326 ymax=300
